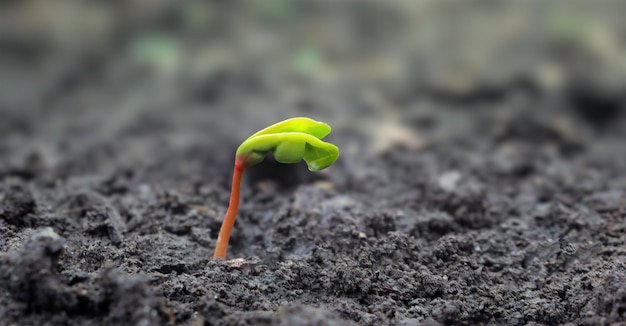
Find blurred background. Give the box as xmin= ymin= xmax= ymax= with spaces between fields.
xmin=1 ymin=0 xmax=625 ymax=171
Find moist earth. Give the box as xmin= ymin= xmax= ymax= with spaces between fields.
xmin=1 ymin=103 xmax=625 ymax=326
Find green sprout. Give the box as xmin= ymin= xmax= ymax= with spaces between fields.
xmin=214 ymin=117 xmax=339 ymax=259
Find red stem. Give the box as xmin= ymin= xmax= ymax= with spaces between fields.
xmin=214 ymin=156 xmax=247 ymax=259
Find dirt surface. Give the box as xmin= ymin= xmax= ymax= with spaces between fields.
xmin=2 ymin=2 xmax=626 ymax=326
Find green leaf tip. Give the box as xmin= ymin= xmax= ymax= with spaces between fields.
xmin=236 ymin=117 xmax=339 ymax=171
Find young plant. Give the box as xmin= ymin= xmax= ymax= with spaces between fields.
xmin=214 ymin=117 xmax=339 ymax=259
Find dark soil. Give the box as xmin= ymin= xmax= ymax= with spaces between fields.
xmin=2 ymin=2 xmax=626 ymax=326
xmin=2 ymin=104 xmax=625 ymax=326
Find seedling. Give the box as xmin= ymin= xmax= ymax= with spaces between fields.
xmin=214 ymin=117 xmax=339 ymax=259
